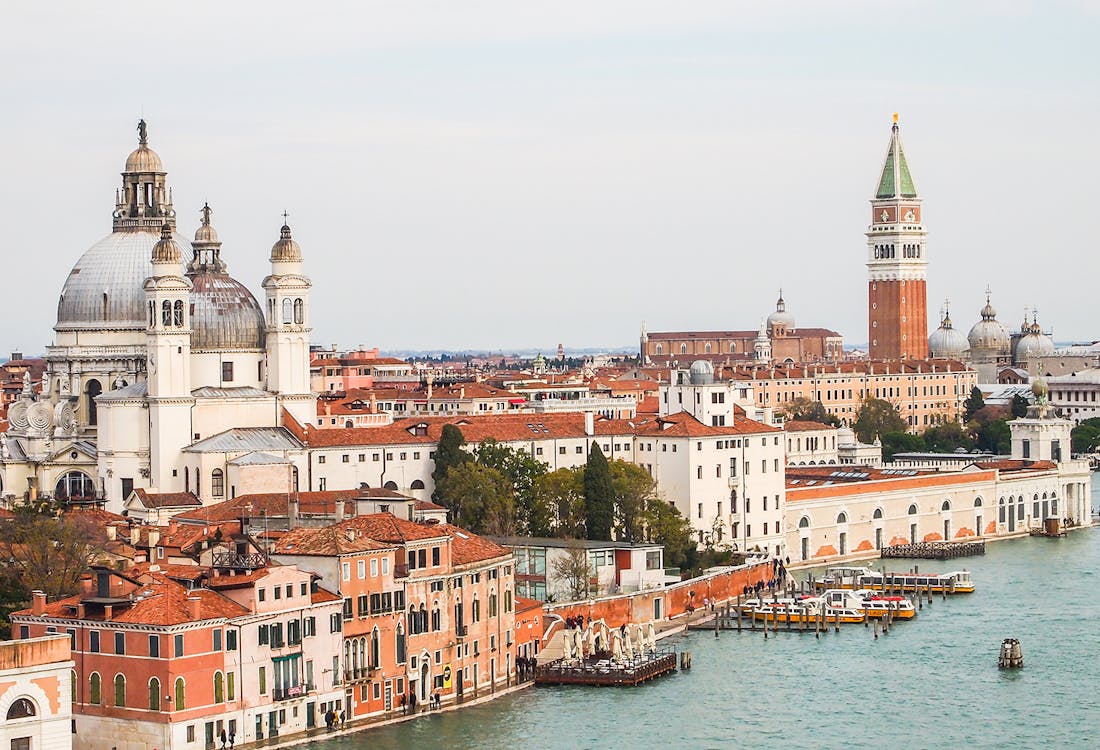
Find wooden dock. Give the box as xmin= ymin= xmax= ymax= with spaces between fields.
xmin=880 ymin=540 xmax=985 ymax=559
xmin=535 ymin=648 xmax=678 ymax=686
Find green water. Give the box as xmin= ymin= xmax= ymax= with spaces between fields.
xmin=309 ymin=528 xmax=1100 ymax=749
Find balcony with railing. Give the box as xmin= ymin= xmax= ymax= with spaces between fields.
xmin=273 ymin=683 xmax=314 ymax=701
xmin=211 ymin=551 xmax=268 ymax=570
xmin=455 ymin=624 xmax=468 ymax=639
xmin=393 ymin=563 xmax=409 ymax=579
xmin=342 ymin=667 xmax=377 ymax=683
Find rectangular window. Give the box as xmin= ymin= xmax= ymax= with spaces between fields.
xmin=343 ymin=598 xmax=353 ymax=621
xmin=318 ymin=455 xmax=327 ymax=464
xmin=222 ymin=361 xmax=234 ymax=382
xmin=342 ymin=562 xmax=351 ymax=581
xmin=370 ymin=558 xmax=379 ymax=577
xmin=226 ymin=629 xmax=237 ymax=651
xmin=357 ymin=560 xmax=366 ymax=579
xmin=432 ymin=547 xmax=440 ymax=567
xmin=149 ymin=635 xmax=160 ymax=657
xmin=274 ymin=586 xmax=281 ymax=600
xmin=227 ymin=672 xmax=235 ymax=701
xmin=174 ymin=634 xmax=184 ymax=657
xmin=342 ymin=454 xmax=350 ymax=463
xmin=114 ymin=631 xmax=125 ymax=655
xmin=89 ymin=630 xmax=100 ymax=653
xmin=418 ymin=549 xmax=427 ymax=568
xmin=259 ymin=588 xmax=266 ymax=602
xmin=258 ymin=625 xmax=269 ymax=645
xmin=213 ymin=629 xmax=222 ymax=651
xmin=358 ymin=595 xmax=369 ymax=617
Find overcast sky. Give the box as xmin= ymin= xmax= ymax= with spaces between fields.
xmin=2 ymin=1 xmax=1097 ymax=354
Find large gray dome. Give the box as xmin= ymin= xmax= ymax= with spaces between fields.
xmin=56 ymin=229 xmax=194 ymax=331
xmin=929 ymin=317 xmax=969 ymax=359
xmin=189 ymin=272 xmax=266 ymax=350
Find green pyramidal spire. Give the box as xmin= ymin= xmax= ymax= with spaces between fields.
xmin=875 ymin=117 xmax=918 ymax=199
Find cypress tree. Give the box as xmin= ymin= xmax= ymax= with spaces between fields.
xmin=431 ymin=424 xmax=470 ymax=505
xmin=583 ymin=441 xmax=614 ymax=541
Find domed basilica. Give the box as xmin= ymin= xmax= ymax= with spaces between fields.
xmin=0 ymin=121 xmax=316 ymax=512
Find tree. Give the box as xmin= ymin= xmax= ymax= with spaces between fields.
xmin=963 ymin=387 xmax=986 ymax=421
xmin=435 ymin=462 xmax=516 ymax=536
xmin=431 ymin=424 xmax=471 ymax=504
xmin=922 ymin=422 xmax=975 ymax=454
xmin=532 ymin=468 xmax=586 ymax=538
xmin=1011 ymin=394 xmax=1029 ymax=418
xmin=583 ymin=442 xmax=614 ymax=541
xmin=779 ymin=397 xmax=841 ymax=427
xmin=472 ymin=440 xmax=548 ymax=536
xmin=853 ymin=398 xmax=908 ymax=443
xmin=880 ymin=431 xmax=924 ymax=460
xmin=975 ymin=419 xmax=1012 ymax=454
xmin=608 ymin=460 xmax=657 ymax=543
xmin=644 ymin=499 xmax=694 ymax=569
xmin=0 ymin=512 xmax=104 ymax=604
xmin=550 ymin=542 xmax=593 ymax=601
xmin=1071 ymin=418 xmax=1100 ymax=454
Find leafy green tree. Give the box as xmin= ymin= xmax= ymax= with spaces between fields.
xmin=436 ymin=462 xmax=516 ymax=536
xmin=780 ymin=397 xmax=841 ymax=427
xmin=532 ymin=468 xmax=586 ymax=538
xmin=880 ymin=431 xmax=925 ymax=460
xmin=1010 ymin=394 xmax=1029 ymax=418
xmin=583 ymin=442 xmax=614 ymax=541
xmin=472 ymin=440 xmax=548 ymax=536
xmin=853 ymin=398 xmax=908 ymax=443
xmin=922 ymin=422 xmax=975 ymax=454
xmin=644 ymin=499 xmax=694 ymax=569
xmin=975 ymin=419 xmax=1012 ymax=454
xmin=963 ymin=387 xmax=986 ymax=421
xmin=608 ymin=460 xmax=658 ymax=543
xmin=1071 ymin=418 xmax=1100 ymax=454
xmin=431 ymin=424 xmax=471 ymax=504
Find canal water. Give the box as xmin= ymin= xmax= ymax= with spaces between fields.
xmin=310 ymin=514 xmax=1100 ymax=749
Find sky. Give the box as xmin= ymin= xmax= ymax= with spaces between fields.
xmin=1 ymin=1 xmax=1098 ymax=354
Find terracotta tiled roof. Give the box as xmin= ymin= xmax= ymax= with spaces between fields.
xmin=435 ymin=523 xmax=510 ymax=566
xmin=131 ymin=489 xmax=202 ymax=508
xmin=174 ymin=491 xmax=360 ymax=522
xmin=783 ymin=420 xmax=836 ymax=432
xmin=414 ymin=500 xmax=447 ymax=511
xmin=15 ymin=578 xmax=247 ymax=625
xmin=647 ymin=328 xmax=841 ymax=339
xmin=206 ymin=569 xmax=271 ymax=589
xmin=128 ymin=562 xmax=208 ymax=583
xmin=515 ymin=596 xmax=544 ymax=613
xmin=312 ymin=587 xmax=341 ymax=604
xmin=971 ymin=459 xmax=1057 ymax=472
xmin=271 ymin=524 xmax=396 ymax=556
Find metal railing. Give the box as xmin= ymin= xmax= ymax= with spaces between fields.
xmin=273 ymin=683 xmax=313 ymax=701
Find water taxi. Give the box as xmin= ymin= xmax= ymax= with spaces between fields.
xmin=813 ymin=566 xmax=974 ymax=594
xmin=821 ymin=589 xmax=917 ymax=620
xmin=744 ymin=596 xmax=865 ymax=625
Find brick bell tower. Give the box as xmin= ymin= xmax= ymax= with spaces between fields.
xmin=867 ymin=114 xmax=928 ymax=360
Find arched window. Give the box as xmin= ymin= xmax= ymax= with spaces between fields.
xmin=396 ymin=622 xmax=406 ymax=664
xmin=704 ymin=343 xmax=712 ymax=353
xmin=836 ymin=512 xmax=848 ymax=524
xmin=798 ymin=516 xmax=810 ymax=529
xmin=345 ymin=420 xmax=354 ymax=428
xmin=161 ymin=299 xmax=172 ymax=327
xmin=211 ymin=469 xmax=225 ymax=498
xmin=174 ymin=678 xmax=185 ymax=711
xmin=291 ymin=465 xmax=300 ymax=492
xmin=114 ymin=674 xmax=126 ymax=707
xmin=941 ymin=500 xmax=951 ymax=512
xmin=419 ymin=604 xmax=428 ymax=633
xmin=89 ymin=673 xmax=102 ymax=705
xmin=173 ymin=299 xmax=184 ymax=327
xmin=680 ymin=344 xmax=688 ymax=355
xmin=384 ymin=480 xmax=398 ymax=490
xmin=86 ymin=379 xmax=102 ymax=426
xmin=907 ymin=504 xmax=918 ymax=515
xmin=655 ymin=344 xmax=663 ymax=355
xmin=410 ymin=479 xmax=425 ymax=490
xmin=149 ymin=677 xmax=161 ymax=711
xmin=213 ymin=672 xmax=224 ymax=703
xmin=974 ymin=497 xmax=983 ymax=507
xmin=504 ymin=589 xmax=513 ymax=612
xmin=71 ymin=670 xmax=77 ymax=703
xmin=293 ymin=298 xmax=304 ymax=324
xmin=370 ymin=629 xmax=380 ymax=669
xmin=873 ymin=508 xmax=883 ymax=520
xmin=489 ymin=593 xmax=498 ymax=618
xmin=282 ymin=298 xmax=293 ymax=324
xmin=55 ymin=471 xmax=95 ymax=501
xmin=6 ymin=698 xmax=35 ymax=719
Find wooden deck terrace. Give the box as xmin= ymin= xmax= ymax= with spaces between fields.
xmin=535 ymin=647 xmax=678 ymax=687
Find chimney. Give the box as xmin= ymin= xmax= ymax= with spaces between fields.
xmin=130 ymin=526 xmax=140 ymax=545
xmin=346 ymin=528 xmax=356 ymax=542
xmin=186 ymin=596 xmax=201 ymax=621
xmin=584 ymin=411 xmax=594 ymax=436
xmin=10 ymin=352 xmax=22 ymax=362
xmin=289 ymin=497 xmax=300 ymax=528
xmin=335 ymin=501 xmax=345 ymax=523
xmin=106 ymin=525 xmax=117 ymax=541
xmin=31 ymin=590 xmax=45 ymax=615
xmin=148 ymin=529 xmax=160 ymax=549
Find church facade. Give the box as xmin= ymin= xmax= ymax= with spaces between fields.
xmin=0 ymin=122 xmax=314 ymax=512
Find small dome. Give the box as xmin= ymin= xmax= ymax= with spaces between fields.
xmin=967 ymin=294 xmax=1010 ymax=353
xmin=929 ymin=318 xmax=969 ymax=359
xmin=194 ymin=203 xmax=219 ymax=243
xmin=189 ymin=273 xmax=266 ymax=350
xmin=151 ymin=224 xmax=183 ymax=264
xmin=767 ymin=291 xmax=795 ymax=331
xmin=270 ymin=224 xmax=302 ymax=262
xmin=689 ymin=359 xmax=714 ymax=385
xmin=125 ymin=144 xmax=164 ymax=173
xmin=1015 ymin=332 xmax=1055 ymax=360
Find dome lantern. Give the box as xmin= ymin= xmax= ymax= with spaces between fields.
xmin=151 ymin=223 xmax=183 ymax=265
xmin=114 ymin=119 xmax=176 ymax=233
xmin=270 ymin=214 xmax=303 ymax=263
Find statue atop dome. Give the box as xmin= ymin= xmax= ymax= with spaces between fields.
xmin=137 ymin=118 xmax=148 ymax=145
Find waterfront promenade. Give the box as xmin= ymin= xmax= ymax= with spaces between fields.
xmin=303 ymin=525 xmax=1100 ymax=750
